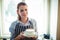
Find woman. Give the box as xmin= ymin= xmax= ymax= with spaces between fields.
xmin=9 ymin=2 xmax=37 ymax=40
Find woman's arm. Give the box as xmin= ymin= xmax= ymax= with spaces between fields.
xmin=30 ymin=19 xmax=38 ymax=40
xmin=14 ymin=35 xmax=21 ymax=40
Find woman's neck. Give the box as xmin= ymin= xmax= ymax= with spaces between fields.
xmin=20 ymin=17 xmax=28 ymax=23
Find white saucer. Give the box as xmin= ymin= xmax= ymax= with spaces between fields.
xmin=23 ymin=32 xmax=37 ymax=37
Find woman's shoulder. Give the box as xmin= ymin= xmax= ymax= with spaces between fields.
xmin=9 ymin=20 xmax=19 ymax=29
xmin=9 ymin=20 xmax=19 ymax=32
xmin=29 ymin=18 xmax=36 ymax=23
xmin=29 ymin=18 xmax=37 ymax=27
xmin=11 ymin=20 xmax=21 ymax=26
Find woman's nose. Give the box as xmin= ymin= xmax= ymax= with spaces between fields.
xmin=23 ymin=11 xmax=27 ymax=14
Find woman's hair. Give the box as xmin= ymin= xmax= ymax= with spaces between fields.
xmin=17 ymin=2 xmax=27 ymax=20
xmin=17 ymin=2 xmax=27 ymax=10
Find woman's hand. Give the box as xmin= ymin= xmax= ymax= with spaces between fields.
xmin=14 ymin=32 xmax=25 ymax=40
xmin=31 ymin=36 xmax=38 ymax=40
xmin=19 ymin=32 xmax=25 ymax=39
xmin=25 ymin=35 xmax=38 ymax=40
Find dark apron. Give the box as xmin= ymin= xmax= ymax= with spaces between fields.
xmin=14 ymin=21 xmax=37 ymax=40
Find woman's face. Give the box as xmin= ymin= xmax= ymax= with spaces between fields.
xmin=17 ymin=5 xmax=28 ymax=18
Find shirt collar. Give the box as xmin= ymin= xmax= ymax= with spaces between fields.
xmin=17 ymin=18 xmax=30 ymax=25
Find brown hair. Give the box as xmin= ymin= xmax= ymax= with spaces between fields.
xmin=17 ymin=2 xmax=27 ymax=10
xmin=17 ymin=2 xmax=27 ymax=20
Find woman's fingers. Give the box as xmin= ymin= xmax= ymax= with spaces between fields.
xmin=20 ymin=32 xmax=24 ymax=34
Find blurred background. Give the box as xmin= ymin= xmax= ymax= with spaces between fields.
xmin=0 ymin=0 xmax=60 ymax=40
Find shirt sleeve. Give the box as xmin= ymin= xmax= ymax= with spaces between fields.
xmin=31 ymin=19 xmax=37 ymax=32
xmin=9 ymin=22 xmax=16 ymax=34
xmin=9 ymin=21 xmax=17 ymax=40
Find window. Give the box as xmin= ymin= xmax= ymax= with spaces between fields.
xmin=50 ymin=0 xmax=58 ymax=40
xmin=1 ymin=0 xmax=22 ymax=37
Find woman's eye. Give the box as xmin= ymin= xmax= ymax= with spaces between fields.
xmin=20 ymin=10 xmax=24 ymax=12
xmin=25 ymin=9 xmax=27 ymax=11
xmin=20 ymin=9 xmax=27 ymax=12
